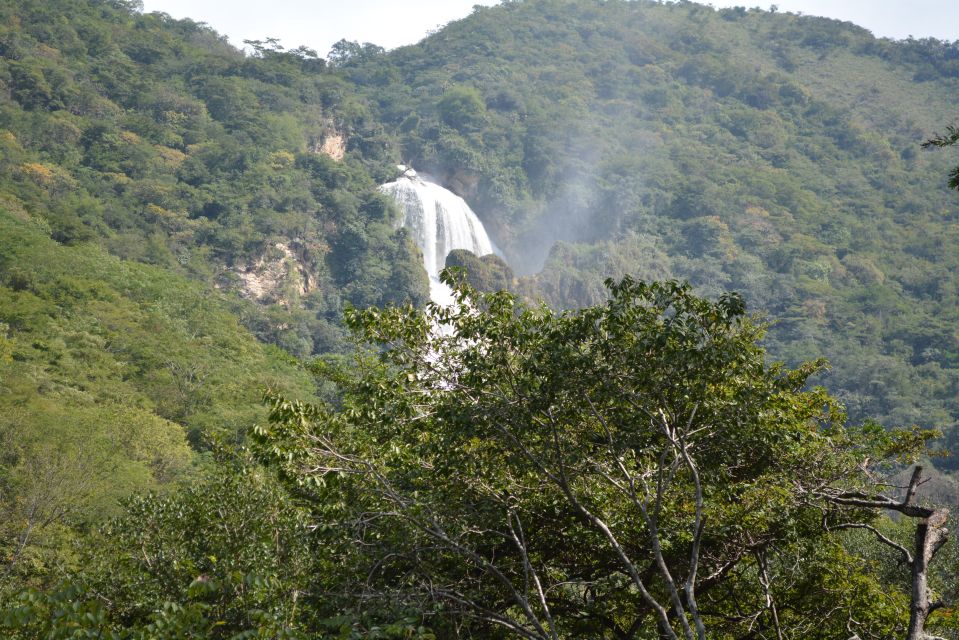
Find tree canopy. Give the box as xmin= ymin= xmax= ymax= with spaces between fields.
xmin=253 ymin=273 xmax=947 ymax=639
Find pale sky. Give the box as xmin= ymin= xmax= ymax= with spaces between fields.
xmin=139 ymin=1 xmax=959 ymax=57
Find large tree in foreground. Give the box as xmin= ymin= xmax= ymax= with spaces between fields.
xmin=257 ymin=273 xmax=945 ymax=639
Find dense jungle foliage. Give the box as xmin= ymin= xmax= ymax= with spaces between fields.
xmin=2 ymin=0 xmax=959 ymax=636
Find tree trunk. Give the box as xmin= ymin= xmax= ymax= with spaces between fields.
xmin=906 ymin=508 xmax=949 ymax=640
xmin=821 ymin=466 xmax=950 ymax=640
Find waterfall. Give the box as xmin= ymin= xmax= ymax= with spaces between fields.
xmin=380 ymin=166 xmax=495 ymax=306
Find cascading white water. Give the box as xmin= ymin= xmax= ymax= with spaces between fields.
xmin=380 ymin=166 xmax=495 ymax=306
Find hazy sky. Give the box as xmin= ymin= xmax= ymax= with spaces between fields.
xmin=139 ymin=0 xmax=959 ymax=57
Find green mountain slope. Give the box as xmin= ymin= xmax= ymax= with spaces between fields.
xmin=338 ymin=0 xmax=959 ymax=453
xmin=0 ymin=0 xmax=428 ymax=356
xmin=5 ymin=0 xmax=957 ymax=451
xmin=0 ymin=0 xmax=426 ymax=584
xmin=3 ymin=0 xmax=959 ymax=633
xmin=3 ymin=0 xmax=959 ymax=590
xmin=0 ymin=207 xmax=319 ymax=581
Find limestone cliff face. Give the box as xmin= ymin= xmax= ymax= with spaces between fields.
xmin=446 ymin=168 xmax=480 ymax=199
xmin=235 ymin=242 xmax=315 ymax=306
xmin=310 ymin=123 xmax=346 ymax=161
xmin=318 ymin=132 xmax=345 ymax=160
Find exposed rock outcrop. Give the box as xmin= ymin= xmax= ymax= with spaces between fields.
xmin=235 ymin=242 xmax=315 ymax=306
xmin=310 ymin=124 xmax=346 ymax=161
xmin=446 ymin=167 xmax=480 ymax=198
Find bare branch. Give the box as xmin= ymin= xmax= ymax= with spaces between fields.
xmin=825 ymin=522 xmax=913 ymax=565
xmin=507 ymin=509 xmax=558 ymax=640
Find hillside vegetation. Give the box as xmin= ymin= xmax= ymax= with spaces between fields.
xmin=0 ymin=0 xmax=426 ymax=588
xmin=0 ymin=0 xmax=429 ymax=354
xmin=3 ymin=0 xmax=959 ymax=636
xmin=337 ymin=0 xmax=959 ymax=455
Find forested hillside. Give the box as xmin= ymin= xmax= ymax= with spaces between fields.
xmin=3 ymin=0 xmax=959 ymax=637
xmin=0 ymin=0 xmax=432 ymax=346
xmin=0 ymin=0 xmax=425 ymax=593
xmin=337 ymin=0 xmax=959 ymax=456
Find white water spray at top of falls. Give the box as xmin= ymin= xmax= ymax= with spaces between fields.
xmin=380 ymin=166 xmax=495 ymax=306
